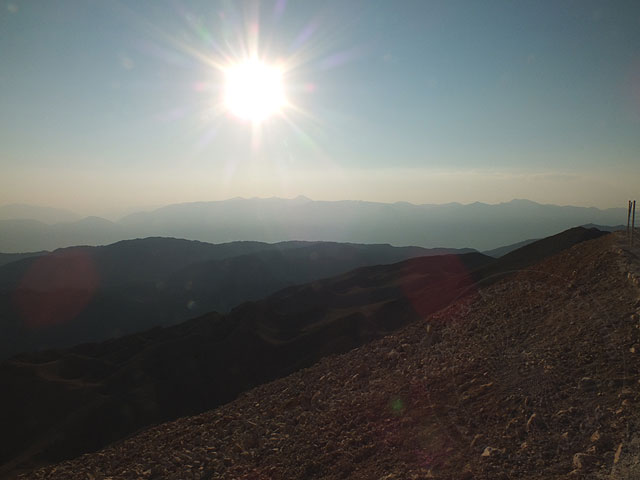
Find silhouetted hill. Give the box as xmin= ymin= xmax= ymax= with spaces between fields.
xmin=0 ymin=238 xmax=465 ymax=359
xmin=0 ymin=227 xmax=605 ymax=477
xmin=0 ymin=251 xmax=47 ymax=268
xmin=0 ymin=237 xmax=288 ymax=290
xmin=475 ymin=226 xmax=608 ymax=282
xmin=0 ymin=198 xmax=626 ymax=252
xmin=580 ymin=222 xmax=626 ymax=232
xmin=22 ymin=231 xmax=637 ymax=480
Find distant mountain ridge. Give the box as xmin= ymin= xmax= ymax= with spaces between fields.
xmin=0 ymin=198 xmax=626 ymax=252
xmin=0 ymin=204 xmax=80 ymax=224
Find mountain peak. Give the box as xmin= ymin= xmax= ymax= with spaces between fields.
xmin=506 ymin=198 xmax=540 ymax=206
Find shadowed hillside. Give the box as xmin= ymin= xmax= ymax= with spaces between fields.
xmin=0 ymin=238 xmax=466 ymax=359
xmin=18 ymin=231 xmax=640 ymax=480
xmin=0 ymin=227 xmax=606 ymax=477
xmin=0 ymin=252 xmax=47 ymax=268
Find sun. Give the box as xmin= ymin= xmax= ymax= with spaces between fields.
xmin=223 ymin=59 xmax=286 ymax=123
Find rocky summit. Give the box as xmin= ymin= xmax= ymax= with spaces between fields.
xmin=21 ymin=232 xmax=640 ymax=479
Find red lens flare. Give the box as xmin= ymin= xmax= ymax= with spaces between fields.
xmin=400 ymin=254 xmax=477 ymax=319
xmin=12 ymin=250 xmax=99 ymax=329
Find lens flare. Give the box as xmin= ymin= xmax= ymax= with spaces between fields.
xmin=12 ymin=250 xmax=99 ymax=329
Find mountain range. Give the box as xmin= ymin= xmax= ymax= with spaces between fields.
xmin=0 ymin=226 xmax=607 ymax=477
xmin=0 ymin=238 xmax=470 ymax=360
xmin=18 ymin=229 xmax=636 ymax=480
xmin=0 ymin=198 xmax=626 ymax=252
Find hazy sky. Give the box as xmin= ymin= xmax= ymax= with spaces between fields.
xmin=1 ymin=0 xmax=639 ymax=217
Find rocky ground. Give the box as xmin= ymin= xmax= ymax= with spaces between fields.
xmin=20 ymin=232 xmax=640 ymax=479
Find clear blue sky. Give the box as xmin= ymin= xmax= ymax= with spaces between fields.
xmin=1 ymin=0 xmax=639 ymax=217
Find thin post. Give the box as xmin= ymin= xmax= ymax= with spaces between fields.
xmin=628 ymin=200 xmax=632 ymax=241
xmin=633 ymin=200 xmax=636 ymax=247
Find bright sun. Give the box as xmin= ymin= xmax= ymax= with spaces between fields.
xmin=223 ymin=60 xmax=286 ymax=122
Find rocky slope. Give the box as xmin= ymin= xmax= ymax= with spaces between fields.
xmin=0 ymin=252 xmax=490 ymax=477
xmin=19 ymin=231 xmax=640 ymax=479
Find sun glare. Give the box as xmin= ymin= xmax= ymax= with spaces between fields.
xmin=223 ymin=60 xmax=286 ymax=123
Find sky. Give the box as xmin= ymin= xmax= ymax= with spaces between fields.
xmin=1 ymin=0 xmax=639 ymax=218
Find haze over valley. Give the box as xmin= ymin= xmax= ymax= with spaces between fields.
xmin=0 ymin=197 xmax=626 ymax=252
